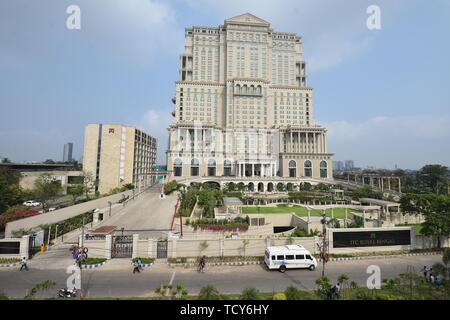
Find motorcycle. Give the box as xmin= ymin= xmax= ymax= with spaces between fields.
xmin=58 ymin=287 xmax=78 ymax=298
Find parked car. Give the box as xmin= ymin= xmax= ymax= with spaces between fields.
xmin=23 ymin=200 xmax=41 ymax=207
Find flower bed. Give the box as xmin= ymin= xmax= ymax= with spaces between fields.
xmin=192 ymin=223 xmax=249 ymax=232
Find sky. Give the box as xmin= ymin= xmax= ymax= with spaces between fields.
xmin=0 ymin=0 xmax=449 ymax=170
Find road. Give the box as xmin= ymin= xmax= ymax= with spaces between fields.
xmin=0 ymin=254 xmax=442 ymax=298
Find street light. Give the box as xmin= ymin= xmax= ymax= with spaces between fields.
xmin=108 ymin=201 xmax=112 ymax=217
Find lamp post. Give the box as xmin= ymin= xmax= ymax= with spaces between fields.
xmin=108 ymin=201 xmax=112 ymax=217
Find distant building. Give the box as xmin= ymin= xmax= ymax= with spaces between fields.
xmin=0 ymin=162 xmax=82 ymax=195
xmin=344 ymin=160 xmax=354 ymax=171
xmin=334 ymin=161 xmax=344 ymax=171
xmin=82 ymin=124 xmax=157 ymax=194
xmin=63 ymin=143 xmax=73 ymax=162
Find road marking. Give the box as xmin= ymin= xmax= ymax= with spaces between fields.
xmin=169 ymin=271 xmax=176 ymax=285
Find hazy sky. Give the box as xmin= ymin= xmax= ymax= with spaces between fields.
xmin=0 ymin=0 xmax=449 ymax=170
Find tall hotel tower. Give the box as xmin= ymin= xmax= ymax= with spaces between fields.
xmin=167 ymin=13 xmax=333 ymax=181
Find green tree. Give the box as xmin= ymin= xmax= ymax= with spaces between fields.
xmin=0 ymin=167 xmax=23 ymax=213
xmin=400 ymin=194 xmax=450 ymax=248
xmin=417 ymin=164 xmax=450 ymax=194
xmin=67 ymin=185 xmax=84 ymax=205
xmin=1 ymin=158 xmax=11 ymax=163
xmin=198 ymin=285 xmax=221 ymax=300
xmin=81 ymin=170 xmax=97 ymax=199
xmin=352 ymin=186 xmax=383 ymax=200
xmin=315 ymin=276 xmax=332 ymax=300
xmin=32 ymin=173 xmax=62 ymax=212
xmin=197 ymin=190 xmax=217 ymax=216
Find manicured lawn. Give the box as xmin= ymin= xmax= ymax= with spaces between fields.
xmin=242 ymin=205 xmax=362 ymax=219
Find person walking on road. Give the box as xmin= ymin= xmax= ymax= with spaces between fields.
xmin=133 ymin=261 xmax=141 ymax=274
xmin=137 ymin=257 xmax=143 ymax=271
xmin=198 ymin=256 xmax=206 ymax=273
xmin=19 ymin=257 xmax=29 ymax=271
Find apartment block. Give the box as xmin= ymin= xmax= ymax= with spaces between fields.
xmin=83 ymin=124 xmax=157 ymax=194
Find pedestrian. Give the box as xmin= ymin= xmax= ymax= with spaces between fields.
xmin=433 ymin=276 xmax=442 ymax=286
xmin=137 ymin=257 xmax=143 ymax=271
xmin=332 ymin=282 xmax=341 ymax=299
xmin=198 ymin=256 xmax=206 ymax=273
xmin=427 ymin=268 xmax=433 ymax=283
xmin=133 ymin=260 xmax=140 ymax=274
xmin=19 ymin=257 xmax=29 ymax=271
xmin=421 ymin=266 xmax=428 ymax=281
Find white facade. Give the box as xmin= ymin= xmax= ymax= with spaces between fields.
xmin=167 ymin=13 xmax=333 ymax=180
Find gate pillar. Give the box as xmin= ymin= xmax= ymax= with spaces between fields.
xmin=132 ymin=234 xmax=139 ymax=259
xmin=105 ymin=235 xmax=112 ymax=259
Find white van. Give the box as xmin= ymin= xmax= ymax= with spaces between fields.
xmin=264 ymin=245 xmax=317 ymax=273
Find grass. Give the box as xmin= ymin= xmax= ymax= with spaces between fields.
xmin=82 ymin=258 xmax=107 ymax=265
xmin=242 ymin=205 xmax=362 ymax=219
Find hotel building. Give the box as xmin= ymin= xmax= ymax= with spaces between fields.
xmin=166 ymin=13 xmax=333 ymax=185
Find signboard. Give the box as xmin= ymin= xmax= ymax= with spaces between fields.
xmin=0 ymin=241 xmax=20 ymax=254
xmin=332 ymin=230 xmax=411 ymax=248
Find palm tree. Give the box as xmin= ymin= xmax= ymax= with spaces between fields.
xmin=198 ymin=284 xmax=221 ymax=300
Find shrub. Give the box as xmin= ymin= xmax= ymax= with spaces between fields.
xmin=82 ymin=258 xmax=106 ymax=265
xmin=284 ymin=285 xmax=302 ymax=300
xmin=240 ymin=287 xmax=261 ymax=300
xmin=272 ymin=293 xmax=287 ymax=300
xmin=198 ymin=285 xmax=221 ymax=300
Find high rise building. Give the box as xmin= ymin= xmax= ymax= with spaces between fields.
xmin=63 ymin=142 xmax=73 ymax=162
xmin=344 ymin=160 xmax=354 ymax=171
xmin=167 ymin=13 xmax=333 ymax=181
xmin=83 ymin=124 xmax=157 ymax=194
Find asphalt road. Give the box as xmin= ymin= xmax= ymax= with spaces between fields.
xmin=0 ymin=254 xmax=442 ymax=298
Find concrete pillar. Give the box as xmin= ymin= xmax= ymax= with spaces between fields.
xmin=388 ymin=178 xmax=391 ymax=190
xmin=132 ymin=234 xmax=139 ymax=259
xmin=398 ymin=178 xmax=401 ymax=193
xmin=381 ymin=177 xmax=384 ymax=190
xmin=171 ymin=239 xmax=177 ymax=259
xmin=251 ymin=163 xmax=254 ymax=177
xmin=105 ymin=235 xmax=112 ymax=259
xmin=20 ymin=235 xmax=30 ymax=260
xmin=148 ymin=239 xmax=153 ymax=258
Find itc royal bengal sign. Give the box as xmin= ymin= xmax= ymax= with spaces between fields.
xmin=332 ymin=230 xmax=411 ymax=248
